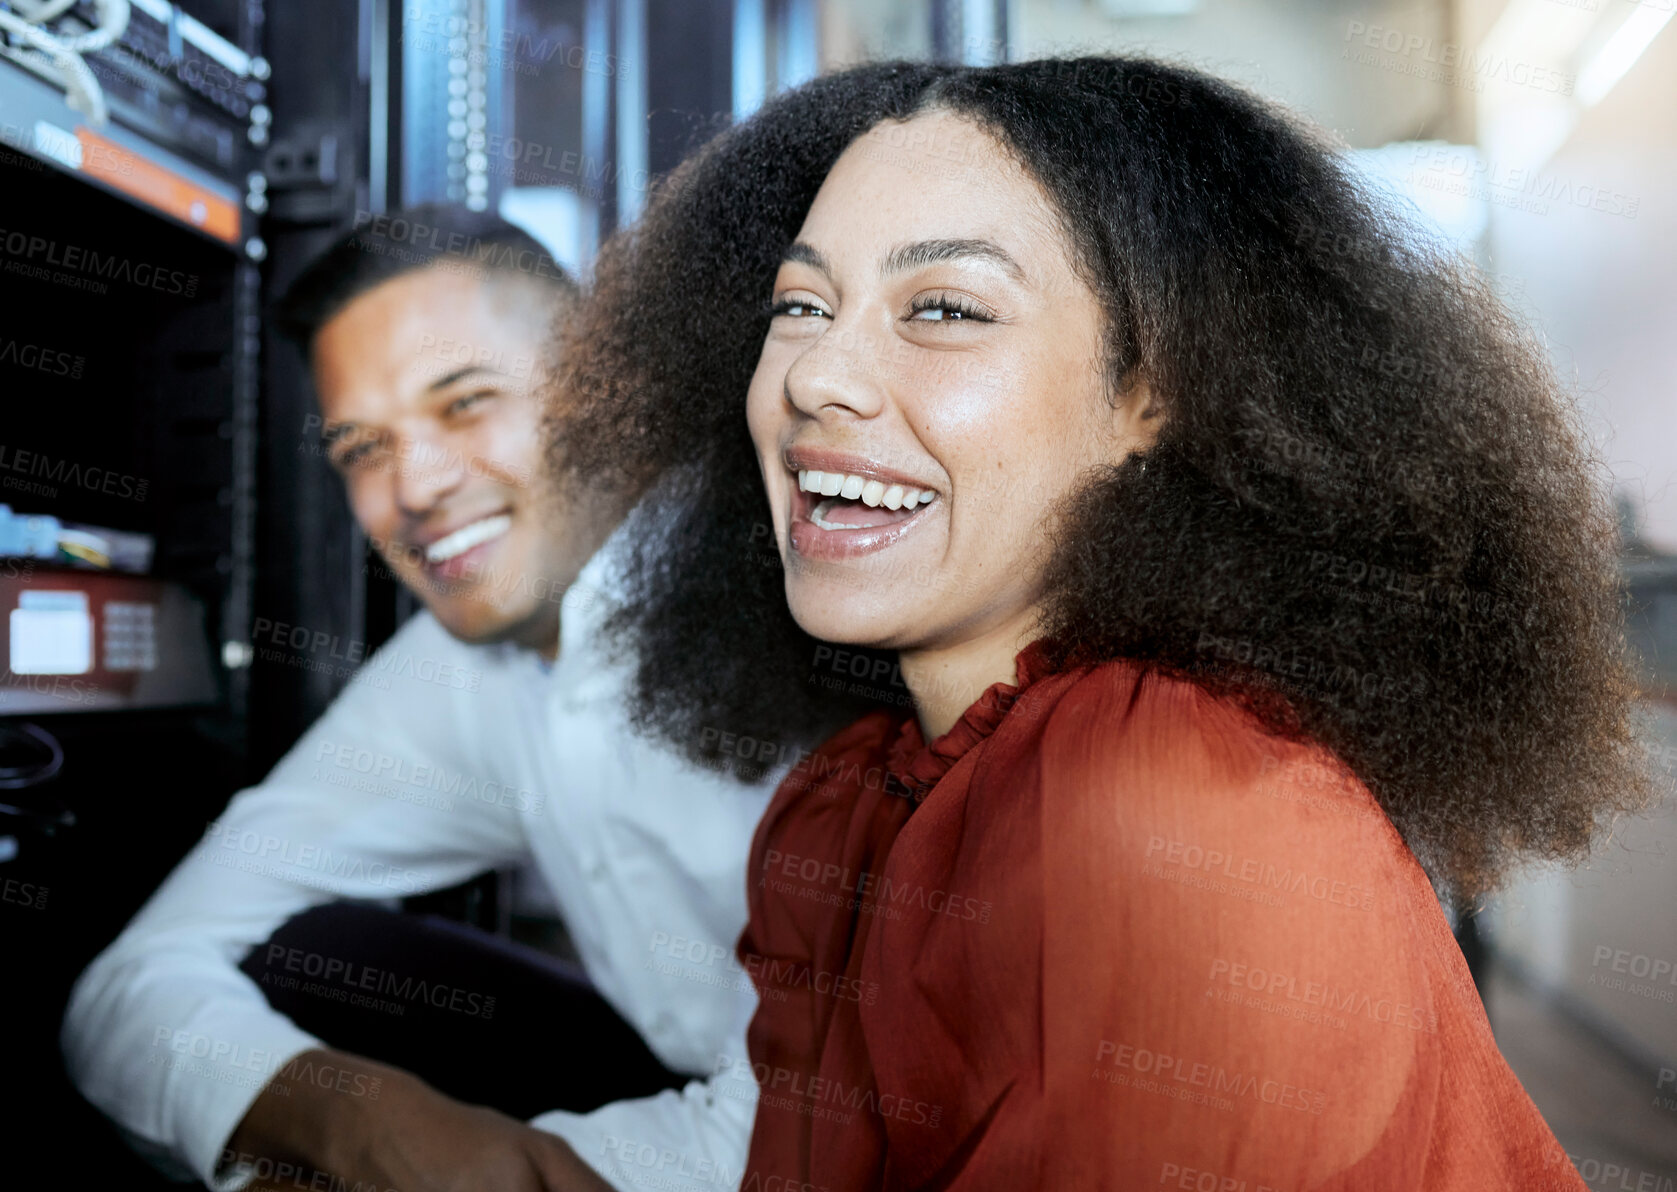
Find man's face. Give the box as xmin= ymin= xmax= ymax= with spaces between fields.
xmin=310 ymin=264 xmax=587 ymax=654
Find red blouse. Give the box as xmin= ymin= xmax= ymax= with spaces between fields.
xmin=735 ymin=642 xmax=1585 ymax=1191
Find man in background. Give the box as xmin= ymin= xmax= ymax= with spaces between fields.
xmin=63 ymin=206 xmax=775 ymax=1191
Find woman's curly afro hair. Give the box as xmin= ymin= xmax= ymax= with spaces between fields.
xmin=552 ymin=55 xmax=1655 ymax=904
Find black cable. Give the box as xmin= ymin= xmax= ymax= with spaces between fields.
xmin=0 ymin=721 xmax=64 ymax=789
xmin=0 ymin=721 xmax=74 ymax=832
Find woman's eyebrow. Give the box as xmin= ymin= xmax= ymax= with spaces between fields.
xmin=881 ymin=238 xmax=1025 ymax=282
xmin=781 ymin=241 xmax=832 ymax=277
xmin=780 ymin=237 xmax=1027 ymax=283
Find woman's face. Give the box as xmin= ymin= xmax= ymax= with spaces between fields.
xmin=747 ymin=108 xmax=1156 ymax=656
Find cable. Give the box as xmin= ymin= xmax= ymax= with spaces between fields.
xmin=46 ymin=0 xmax=130 ymax=53
xmin=0 ymin=8 xmax=106 ymax=121
xmin=12 ymin=0 xmax=80 ymax=23
xmin=0 ymin=0 xmax=131 ymax=123
xmin=0 ymin=721 xmax=74 ymax=835
xmin=0 ymin=722 xmax=64 ymax=790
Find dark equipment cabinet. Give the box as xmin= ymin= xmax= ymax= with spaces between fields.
xmin=1 ymin=0 xmax=744 ymax=1183
xmin=0 ymin=1 xmax=374 ymax=1184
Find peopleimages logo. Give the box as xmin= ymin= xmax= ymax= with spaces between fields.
xmin=596 ymin=1134 xmax=742 ymax=1189
xmin=311 ymin=739 xmax=543 ymax=814
xmin=0 ymin=228 xmax=199 ymax=295
xmin=760 ymin=847 xmax=994 ymax=923
xmin=1157 ymin=1160 xmax=1287 ymax=1192
xmin=1342 ymin=21 xmax=1574 ymax=95
xmin=713 ymin=1053 xmax=942 ymax=1127
xmin=403 ymin=7 xmax=617 ymax=75
xmin=0 ymin=336 xmax=85 ymax=378
xmin=1407 ymin=146 xmax=1640 ymax=220
xmin=648 ymin=930 xmax=881 ymax=1006
xmin=350 ymin=210 xmax=570 ymax=281
xmin=0 ymin=444 xmax=149 ymax=500
xmin=261 ymin=943 xmax=496 ymax=1018
xmin=1143 ymin=835 xmax=1376 ymax=912
xmin=1206 ymin=957 xmax=1438 ymax=1033
xmin=203 ymin=821 xmax=423 ymax=894
xmin=1587 ymin=944 xmax=1677 ymax=1004
xmin=1092 ymin=1039 xmax=1328 ymax=1115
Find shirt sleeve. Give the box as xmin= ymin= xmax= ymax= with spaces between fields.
xmin=60 ymin=613 xmax=533 ymax=1190
xmin=1036 ymin=668 xmax=1435 ymax=1190
xmin=530 ymin=981 xmax=760 ymax=1191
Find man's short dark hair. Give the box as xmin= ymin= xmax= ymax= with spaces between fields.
xmin=272 ymin=203 xmax=579 ymax=350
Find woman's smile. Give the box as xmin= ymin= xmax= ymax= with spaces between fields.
xmin=783 ymin=446 xmax=943 ymax=560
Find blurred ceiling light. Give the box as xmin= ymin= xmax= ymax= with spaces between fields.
xmin=1476 ymin=0 xmax=1674 ymax=180
xmin=734 ymin=0 xmax=767 ymax=119
xmin=1479 ymin=0 xmax=1598 ymax=66
xmin=734 ymin=0 xmax=817 ymax=118
xmin=1096 ymin=0 xmax=1200 ymax=16
xmin=1575 ymin=2 xmax=1677 ymax=107
xmin=960 ymin=0 xmax=1006 ymax=63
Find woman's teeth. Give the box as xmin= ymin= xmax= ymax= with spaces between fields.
xmin=796 ymin=469 xmax=938 ymax=512
xmin=425 ymin=513 xmax=513 ymax=564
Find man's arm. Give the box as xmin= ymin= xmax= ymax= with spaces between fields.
xmin=230 ymin=1048 xmax=614 ymax=1192
xmin=61 ymin=613 xmax=536 ymax=1189
xmin=527 ymin=981 xmax=761 ymax=1190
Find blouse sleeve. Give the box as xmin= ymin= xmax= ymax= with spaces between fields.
xmin=1035 ymin=666 xmax=1441 ymax=1190
xmin=736 ymin=712 xmax=917 ymax=1184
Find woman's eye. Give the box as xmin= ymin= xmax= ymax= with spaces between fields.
xmin=907 ymin=293 xmax=994 ymax=323
xmin=770 ymin=297 xmax=830 ymax=319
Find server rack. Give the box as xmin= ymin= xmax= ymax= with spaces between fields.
xmin=1 ymin=0 xmax=789 ymax=1181
xmin=0 ymin=2 xmax=365 ymax=1184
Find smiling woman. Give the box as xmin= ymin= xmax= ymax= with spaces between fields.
xmin=745 ymin=107 xmax=1158 ymax=739
xmin=552 ymin=57 xmax=1652 ymax=1189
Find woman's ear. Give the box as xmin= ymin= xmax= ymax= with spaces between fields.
xmin=1112 ymin=373 xmax=1164 ymax=460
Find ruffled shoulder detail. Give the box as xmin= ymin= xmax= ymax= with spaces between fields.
xmin=884 ymin=638 xmax=1060 ymax=802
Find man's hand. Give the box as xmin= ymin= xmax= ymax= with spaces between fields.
xmin=228 ymin=1047 xmax=615 ymax=1192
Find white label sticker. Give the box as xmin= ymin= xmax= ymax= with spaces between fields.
xmin=12 ymin=590 xmax=92 ymax=674
xmin=33 ymin=121 xmax=83 ymax=171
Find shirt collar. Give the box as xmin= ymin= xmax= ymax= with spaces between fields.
xmin=883 ymin=638 xmax=1058 ymax=804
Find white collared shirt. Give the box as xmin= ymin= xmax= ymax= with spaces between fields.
xmin=61 ymin=531 xmax=781 ymax=1190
